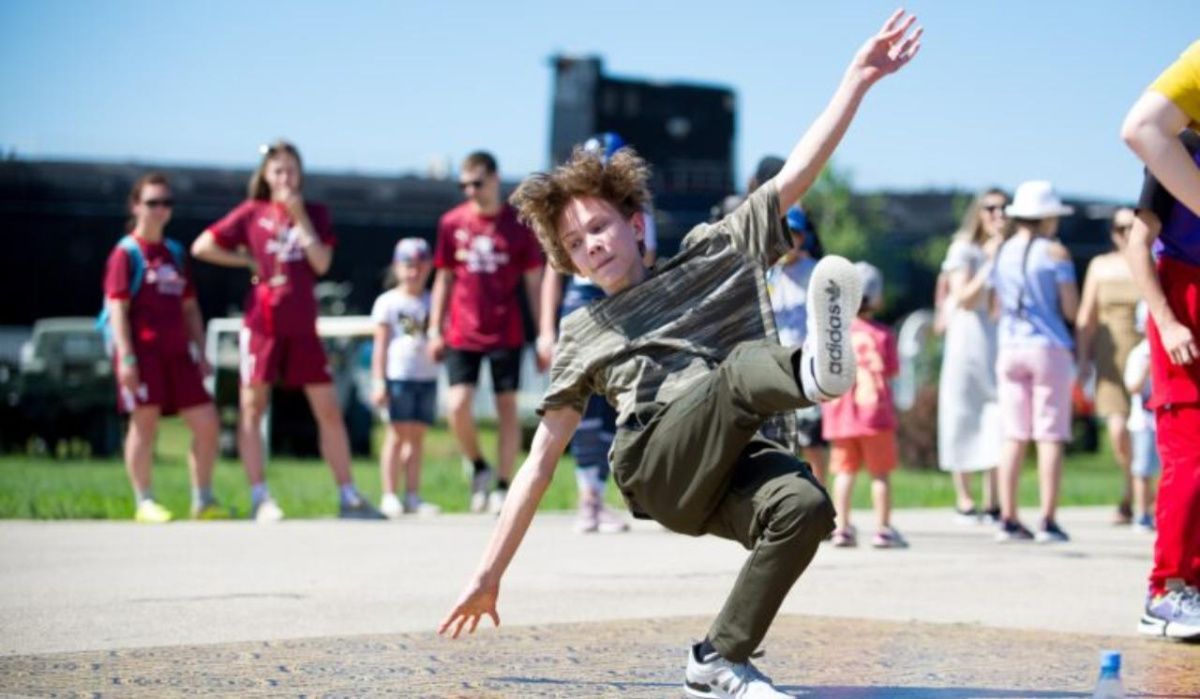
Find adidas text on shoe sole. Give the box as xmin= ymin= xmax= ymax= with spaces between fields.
xmin=805 ymin=256 xmax=862 ymax=401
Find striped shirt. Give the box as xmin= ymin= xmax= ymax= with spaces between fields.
xmin=539 ymin=182 xmax=795 ymax=446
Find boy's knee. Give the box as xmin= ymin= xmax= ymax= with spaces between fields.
xmin=770 ymin=478 xmax=836 ymax=541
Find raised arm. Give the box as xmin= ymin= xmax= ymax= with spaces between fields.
xmin=438 ymin=407 xmax=582 ymax=638
xmin=772 ymin=9 xmax=922 ymax=207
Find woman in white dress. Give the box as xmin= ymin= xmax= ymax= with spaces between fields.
xmin=938 ymin=189 xmax=1008 ymax=522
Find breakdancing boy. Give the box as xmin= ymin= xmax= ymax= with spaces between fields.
xmin=440 ymin=11 xmax=921 ymax=697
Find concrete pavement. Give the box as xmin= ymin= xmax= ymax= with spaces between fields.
xmin=1 ymin=506 xmax=1197 ymax=696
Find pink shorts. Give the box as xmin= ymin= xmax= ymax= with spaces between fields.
xmin=997 ymin=345 xmax=1075 ymax=442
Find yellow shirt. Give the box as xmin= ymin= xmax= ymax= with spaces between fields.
xmin=1151 ymin=40 xmax=1200 ymax=128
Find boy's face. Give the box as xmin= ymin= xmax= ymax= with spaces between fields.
xmin=394 ymin=260 xmax=431 ymax=289
xmin=558 ymin=196 xmax=645 ymax=295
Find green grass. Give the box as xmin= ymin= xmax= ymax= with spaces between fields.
xmin=0 ymin=419 xmax=1129 ymax=519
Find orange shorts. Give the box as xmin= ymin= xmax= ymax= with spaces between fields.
xmin=829 ymin=431 xmax=898 ymax=478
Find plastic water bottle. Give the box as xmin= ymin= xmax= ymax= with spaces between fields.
xmin=1091 ymin=650 xmax=1125 ymax=699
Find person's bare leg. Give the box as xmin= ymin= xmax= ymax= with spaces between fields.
xmin=494 ymin=391 xmax=519 ymax=483
xmin=1133 ymin=475 xmax=1153 ymax=520
xmin=871 ymin=475 xmax=891 ymax=530
xmin=803 ymin=446 xmax=828 ymax=485
xmin=998 ymin=439 xmax=1028 ymax=521
xmin=404 ymin=423 xmax=427 ymax=497
xmin=1036 ymin=440 xmax=1065 ymax=523
xmin=982 ymin=467 xmax=999 ymax=512
xmin=952 ymin=471 xmax=976 ymax=511
xmin=124 ymin=406 xmax=160 ymax=496
xmin=303 ymin=383 xmax=353 ymax=486
xmin=833 ymin=471 xmax=855 ymax=532
xmin=447 ymin=384 xmax=482 ymax=461
xmin=381 ymin=423 xmax=403 ymax=496
xmin=179 ymin=403 xmax=219 ymax=490
xmin=1107 ymin=413 xmax=1133 ymax=514
xmin=238 ymin=384 xmax=271 ymax=486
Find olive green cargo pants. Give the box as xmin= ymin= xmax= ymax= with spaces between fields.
xmin=611 ymin=340 xmax=836 ymax=662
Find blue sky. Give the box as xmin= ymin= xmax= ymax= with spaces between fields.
xmin=1 ymin=1 xmax=1195 ymax=202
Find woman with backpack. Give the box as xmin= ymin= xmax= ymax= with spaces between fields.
xmin=102 ymin=172 xmax=226 ymax=523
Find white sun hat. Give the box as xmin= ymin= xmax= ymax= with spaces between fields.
xmin=1005 ymin=180 xmax=1075 ymax=219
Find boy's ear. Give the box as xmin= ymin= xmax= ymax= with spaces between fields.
xmin=630 ymin=210 xmax=646 ymax=242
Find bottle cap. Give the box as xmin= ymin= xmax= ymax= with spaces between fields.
xmin=1100 ymin=650 xmax=1121 ymax=672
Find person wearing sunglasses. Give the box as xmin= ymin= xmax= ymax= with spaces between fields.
xmin=937 ymin=189 xmax=1007 ymax=526
xmin=427 ymin=151 xmax=545 ymax=514
xmin=191 ymin=141 xmax=382 ymax=521
xmin=103 ymin=173 xmax=227 ymax=523
xmin=1075 ymin=207 xmax=1142 ymax=525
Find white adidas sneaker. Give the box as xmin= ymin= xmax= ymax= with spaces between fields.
xmin=798 ymin=255 xmax=862 ymax=402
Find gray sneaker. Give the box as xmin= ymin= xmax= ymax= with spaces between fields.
xmin=1139 ymin=581 xmax=1200 ymax=641
xmin=685 ymin=644 xmax=791 ymax=698
xmin=339 ymin=498 xmax=386 ymax=520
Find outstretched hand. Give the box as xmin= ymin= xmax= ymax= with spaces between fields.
xmin=438 ymin=576 xmax=500 ymax=639
xmin=851 ymin=9 xmax=923 ymax=86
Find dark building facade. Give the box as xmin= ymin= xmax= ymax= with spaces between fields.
xmin=550 ymin=55 xmax=736 ymax=240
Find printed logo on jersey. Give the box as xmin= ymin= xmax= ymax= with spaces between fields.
xmin=145 ymin=263 xmax=187 ymax=296
xmin=453 ymin=229 xmax=510 ymax=274
xmin=258 ymin=217 xmax=308 ymax=263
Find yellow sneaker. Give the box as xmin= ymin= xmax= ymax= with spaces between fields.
xmin=134 ymin=500 xmax=173 ymax=524
xmin=191 ymin=502 xmax=233 ymax=520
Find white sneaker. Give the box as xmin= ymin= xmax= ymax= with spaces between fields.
xmin=252 ymin=497 xmax=284 ymax=523
xmin=403 ymin=493 xmax=441 ymax=516
xmin=595 ymin=502 xmax=630 ymax=534
xmin=487 ymin=488 xmax=507 ymax=515
xmin=685 ymin=644 xmax=791 ymax=698
xmin=380 ymin=494 xmax=403 ymax=520
xmin=799 ymin=256 xmax=861 ymax=402
xmin=1139 ymin=582 xmax=1200 ymax=641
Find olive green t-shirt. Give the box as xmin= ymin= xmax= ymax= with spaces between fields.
xmin=539 ymin=182 xmax=795 ymax=444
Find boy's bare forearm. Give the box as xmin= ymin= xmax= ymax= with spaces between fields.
xmin=471 ymin=412 xmax=579 ymax=584
xmin=774 ymin=74 xmax=871 ymax=207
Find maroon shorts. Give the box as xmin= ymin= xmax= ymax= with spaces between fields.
xmin=239 ymin=328 xmax=332 ymax=388
xmin=116 ymin=348 xmax=212 ymax=416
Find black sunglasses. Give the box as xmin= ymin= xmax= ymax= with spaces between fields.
xmin=458 ymin=179 xmax=485 ymax=191
xmin=982 ymin=204 xmax=1006 ymax=214
xmin=142 ymin=198 xmax=175 ymax=208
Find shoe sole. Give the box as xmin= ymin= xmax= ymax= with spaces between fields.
xmin=683 ymin=680 xmax=718 ymax=698
xmin=1139 ymin=614 xmax=1200 ymax=640
xmin=804 ymin=256 xmax=862 ymax=401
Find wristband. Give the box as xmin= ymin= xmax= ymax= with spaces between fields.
xmin=120 ymin=353 xmax=138 ymax=367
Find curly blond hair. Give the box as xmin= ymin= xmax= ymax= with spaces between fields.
xmin=510 ymin=146 xmax=652 ymax=274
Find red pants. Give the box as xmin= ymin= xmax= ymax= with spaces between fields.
xmin=1147 ymin=255 xmax=1200 ymax=593
xmin=1153 ymin=405 xmax=1200 ymax=593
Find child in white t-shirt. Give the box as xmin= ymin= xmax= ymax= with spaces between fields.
xmin=371 ymin=238 xmax=441 ymax=518
xmin=1123 ymin=301 xmax=1159 ymax=533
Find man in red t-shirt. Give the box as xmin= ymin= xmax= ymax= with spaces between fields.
xmin=428 ymin=151 xmax=544 ymax=513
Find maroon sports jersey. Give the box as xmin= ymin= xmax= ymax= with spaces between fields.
xmin=207 ymin=200 xmax=336 ymax=336
xmin=103 ymin=235 xmax=195 ymax=354
xmin=434 ymin=202 xmax=543 ymax=351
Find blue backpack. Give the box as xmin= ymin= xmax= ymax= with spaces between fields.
xmin=96 ymin=234 xmax=187 ymax=353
